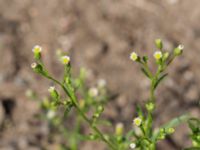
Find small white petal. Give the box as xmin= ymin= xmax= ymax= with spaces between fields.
xmin=130 ymin=143 xmax=136 ymax=149
xmin=31 ymin=62 xmax=37 ymax=68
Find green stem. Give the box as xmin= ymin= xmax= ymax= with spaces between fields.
xmin=48 ymin=76 xmax=117 ymax=150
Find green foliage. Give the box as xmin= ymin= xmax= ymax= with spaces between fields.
xmin=30 ymin=39 xmax=198 ymax=150
xmin=184 ymin=118 xmax=200 ymax=149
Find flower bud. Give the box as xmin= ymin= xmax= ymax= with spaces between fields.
xmin=115 ymin=122 xmax=124 ymax=136
xmin=163 ymin=52 xmax=169 ymax=61
xmin=155 ymin=39 xmax=163 ymax=49
xmin=145 ymin=102 xmax=155 ymax=111
xmin=89 ymin=87 xmax=98 ymax=97
xmin=166 ymin=128 xmax=175 ymax=134
xmin=174 ymin=45 xmax=184 ymax=56
xmin=32 ymin=45 xmax=42 ymax=60
xmin=97 ymin=105 xmax=104 ymax=113
xmin=31 ymin=63 xmax=43 ymax=74
xmin=97 ymin=79 xmax=107 ymax=88
xmin=48 ymin=86 xmax=59 ymax=99
xmin=130 ymin=143 xmax=136 ymax=149
xmin=79 ymin=99 xmax=85 ymax=108
xmin=47 ymin=110 xmax=56 ymax=119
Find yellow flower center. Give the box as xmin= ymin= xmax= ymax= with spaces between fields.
xmin=130 ymin=52 xmax=138 ymax=61
xmin=133 ymin=117 xmax=142 ymax=126
xmin=154 ymin=51 xmax=162 ymax=60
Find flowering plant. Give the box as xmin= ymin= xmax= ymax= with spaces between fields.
xmin=30 ymin=40 xmax=198 ymax=150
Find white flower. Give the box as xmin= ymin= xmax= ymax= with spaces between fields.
xmin=133 ymin=117 xmax=142 ymax=126
xmin=89 ymin=87 xmax=98 ymax=97
xmin=130 ymin=52 xmax=138 ymax=61
xmin=47 ymin=110 xmax=56 ymax=119
xmin=61 ymin=55 xmax=70 ymax=65
xmin=153 ymin=51 xmax=162 ymax=60
xmin=97 ymin=79 xmax=107 ymax=88
xmin=31 ymin=62 xmax=37 ymax=68
xmin=32 ymin=45 xmax=42 ymax=53
xmin=178 ymin=44 xmax=184 ymax=50
xmin=130 ymin=143 xmax=136 ymax=149
xmin=48 ymin=86 xmax=55 ymax=93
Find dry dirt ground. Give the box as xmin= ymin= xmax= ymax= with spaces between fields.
xmin=0 ymin=0 xmax=200 ymax=149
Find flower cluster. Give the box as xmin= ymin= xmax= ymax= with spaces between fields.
xmin=30 ymin=40 xmax=196 ymax=150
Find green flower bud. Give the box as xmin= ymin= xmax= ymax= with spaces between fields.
xmin=97 ymin=105 xmax=104 ymax=113
xmin=115 ymin=122 xmax=124 ymax=136
xmin=41 ymin=97 xmax=51 ymax=109
xmin=163 ymin=52 xmax=169 ymax=61
xmin=197 ymin=135 xmax=200 ymax=140
xmin=89 ymin=134 xmax=97 ymax=140
xmin=48 ymin=86 xmax=59 ymax=99
xmin=145 ymin=102 xmax=155 ymax=111
xmin=174 ymin=45 xmax=184 ymax=56
xmin=155 ymin=39 xmax=163 ymax=49
xmin=166 ymin=128 xmax=175 ymax=134
xmin=158 ymin=134 xmax=165 ymax=140
xmin=142 ymin=56 xmax=148 ymax=63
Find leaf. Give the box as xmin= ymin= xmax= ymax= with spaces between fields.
xmin=141 ymin=68 xmax=150 ymax=78
xmin=142 ymin=56 xmax=148 ymax=63
xmin=162 ymin=114 xmax=190 ymax=129
xmin=126 ymin=130 xmax=139 ymax=139
xmin=154 ymin=73 xmax=168 ymax=89
xmin=188 ymin=118 xmax=200 ymax=133
xmin=152 ymin=114 xmax=190 ymax=141
xmin=136 ymin=105 xmax=144 ymax=120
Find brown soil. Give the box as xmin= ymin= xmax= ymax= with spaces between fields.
xmin=0 ymin=0 xmax=200 ymax=149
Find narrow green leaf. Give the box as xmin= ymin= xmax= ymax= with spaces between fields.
xmin=141 ymin=68 xmax=150 ymax=78
xmin=154 ymin=73 xmax=168 ymax=89
xmin=136 ymin=105 xmax=144 ymax=120
xmin=153 ymin=114 xmax=190 ymax=141
xmin=188 ymin=118 xmax=200 ymax=133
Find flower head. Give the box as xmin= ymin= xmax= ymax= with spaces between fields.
xmin=47 ymin=110 xmax=56 ymax=119
xmin=32 ymin=45 xmax=42 ymax=60
xmin=97 ymin=79 xmax=107 ymax=88
xmin=133 ymin=117 xmax=142 ymax=126
xmin=61 ymin=55 xmax=70 ymax=65
xmin=89 ymin=87 xmax=99 ymax=97
xmin=130 ymin=52 xmax=138 ymax=61
xmin=48 ymin=86 xmax=59 ymax=99
xmin=115 ymin=122 xmax=124 ymax=136
xmin=48 ymin=86 xmax=55 ymax=93
xmin=32 ymin=45 xmax=42 ymax=53
xmin=178 ymin=44 xmax=184 ymax=50
xmin=174 ymin=44 xmax=184 ymax=56
xmin=31 ymin=62 xmax=37 ymax=69
xmin=154 ymin=51 xmax=162 ymax=60
xmin=130 ymin=143 xmax=136 ymax=149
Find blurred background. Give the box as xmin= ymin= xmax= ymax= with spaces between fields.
xmin=0 ymin=0 xmax=200 ymax=149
